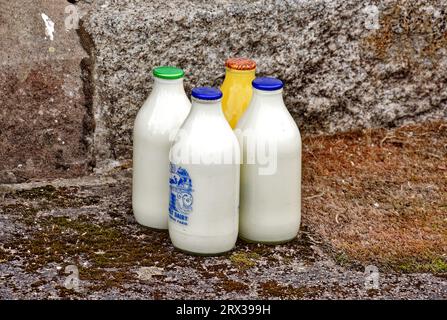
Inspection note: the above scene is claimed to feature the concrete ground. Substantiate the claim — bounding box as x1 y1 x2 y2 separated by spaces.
0 122 446 299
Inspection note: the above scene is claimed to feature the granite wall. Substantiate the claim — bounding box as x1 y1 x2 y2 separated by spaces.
80 0 447 166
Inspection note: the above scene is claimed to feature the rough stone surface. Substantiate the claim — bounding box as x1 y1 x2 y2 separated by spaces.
79 0 447 164
0 123 445 299
0 171 445 299
0 0 94 183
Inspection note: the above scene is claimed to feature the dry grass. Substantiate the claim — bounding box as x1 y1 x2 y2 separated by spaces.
302 121 447 272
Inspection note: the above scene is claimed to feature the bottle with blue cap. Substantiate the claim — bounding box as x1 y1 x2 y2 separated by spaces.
168 87 240 255
236 77 302 244
133 66 191 229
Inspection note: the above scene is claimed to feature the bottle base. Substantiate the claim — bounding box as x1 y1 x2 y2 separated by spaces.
134 221 168 231
169 228 237 256
172 245 234 257
133 213 168 230
238 235 297 245
138 223 168 232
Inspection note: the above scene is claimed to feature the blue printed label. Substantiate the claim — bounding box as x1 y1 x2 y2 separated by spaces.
169 163 193 226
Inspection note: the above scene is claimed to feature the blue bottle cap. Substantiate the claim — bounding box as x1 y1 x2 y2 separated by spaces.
252 77 284 91
191 87 223 100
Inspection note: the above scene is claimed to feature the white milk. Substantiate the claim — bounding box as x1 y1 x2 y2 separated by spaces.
168 87 240 255
236 77 301 243
132 67 191 229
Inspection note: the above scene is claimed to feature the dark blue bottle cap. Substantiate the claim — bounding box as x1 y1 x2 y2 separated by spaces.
191 87 223 100
252 77 284 91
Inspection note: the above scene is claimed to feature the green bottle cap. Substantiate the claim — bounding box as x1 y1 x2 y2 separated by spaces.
153 66 185 80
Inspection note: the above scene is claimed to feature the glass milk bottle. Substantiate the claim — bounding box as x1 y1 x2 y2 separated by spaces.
132 66 191 229
236 77 301 244
168 87 240 255
220 58 256 128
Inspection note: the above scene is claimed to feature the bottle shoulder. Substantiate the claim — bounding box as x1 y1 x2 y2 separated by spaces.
221 80 253 90
137 90 191 114
133 98 191 141
134 93 191 135
238 105 299 132
236 105 301 153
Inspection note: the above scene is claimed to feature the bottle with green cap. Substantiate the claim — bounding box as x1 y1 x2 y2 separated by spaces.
133 66 191 229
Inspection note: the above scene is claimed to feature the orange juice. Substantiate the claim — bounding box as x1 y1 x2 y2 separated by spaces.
220 58 256 128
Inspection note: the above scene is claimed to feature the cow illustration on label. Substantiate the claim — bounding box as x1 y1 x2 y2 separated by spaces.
169 163 193 226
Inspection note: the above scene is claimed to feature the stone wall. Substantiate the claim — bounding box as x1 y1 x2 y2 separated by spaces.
1 0 446 182
80 0 447 166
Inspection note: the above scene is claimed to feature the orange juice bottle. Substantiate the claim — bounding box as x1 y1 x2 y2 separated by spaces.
220 58 256 128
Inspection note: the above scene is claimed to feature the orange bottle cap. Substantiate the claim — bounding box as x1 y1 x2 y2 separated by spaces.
225 57 256 70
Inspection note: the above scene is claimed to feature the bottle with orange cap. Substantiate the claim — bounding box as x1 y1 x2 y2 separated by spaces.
220 58 256 128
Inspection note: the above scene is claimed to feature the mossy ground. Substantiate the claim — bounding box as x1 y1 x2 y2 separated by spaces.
0 180 318 298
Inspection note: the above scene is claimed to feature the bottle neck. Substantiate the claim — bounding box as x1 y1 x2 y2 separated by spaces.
250 88 285 108
190 98 224 117
152 77 186 94
224 67 256 82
